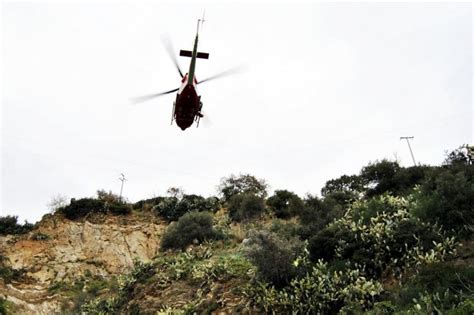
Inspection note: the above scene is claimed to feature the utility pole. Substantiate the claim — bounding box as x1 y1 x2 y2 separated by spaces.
400 136 417 166
119 173 126 202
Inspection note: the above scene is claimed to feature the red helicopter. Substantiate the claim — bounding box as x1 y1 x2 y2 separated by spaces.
132 18 240 131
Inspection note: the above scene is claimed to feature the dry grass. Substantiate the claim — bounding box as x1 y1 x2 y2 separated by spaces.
230 223 246 243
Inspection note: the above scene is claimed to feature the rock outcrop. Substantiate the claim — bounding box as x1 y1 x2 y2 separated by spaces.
0 212 165 314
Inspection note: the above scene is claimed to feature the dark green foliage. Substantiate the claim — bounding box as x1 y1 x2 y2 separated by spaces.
308 215 444 278
321 174 364 197
270 219 300 240
107 202 132 215
444 146 471 166
218 174 268 201
297 194 346 239
60 198 106 220
155 194 220 222
227 193 265 222
160 211 221 250
0 215 34 235
413 167 474 237
96 189 122 203
60 196 133 219
133 196 165 211
308 225 352 262
267 190 304 218
361 160 430 198
244 230 304 288
392 262 474 311
361 159 401 197
0 298 8 315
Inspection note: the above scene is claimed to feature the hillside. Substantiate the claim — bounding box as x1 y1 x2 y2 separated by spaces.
0 212 165 314
1 148 473 314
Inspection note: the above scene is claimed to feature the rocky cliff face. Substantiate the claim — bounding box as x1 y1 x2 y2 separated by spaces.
0 212 165 314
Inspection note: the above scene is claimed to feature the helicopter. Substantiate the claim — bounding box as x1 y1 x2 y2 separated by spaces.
132 18 240 131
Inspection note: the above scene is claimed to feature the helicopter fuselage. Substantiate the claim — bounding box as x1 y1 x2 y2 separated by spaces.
173 74 202 130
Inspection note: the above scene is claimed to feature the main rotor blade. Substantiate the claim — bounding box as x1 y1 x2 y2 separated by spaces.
162 35 184 78
130 88 179 104
197 66 247 84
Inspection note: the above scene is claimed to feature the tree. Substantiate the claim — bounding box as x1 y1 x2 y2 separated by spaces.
244 229 304 288
47 194 69 213
321 175 364 197
443 146 470 166
227 193 265 222
360 160 401 197
160 211 220 250
218 174 268 202
154 194 220 221
267 190 304 218
166 187 185 199
0 215 34 235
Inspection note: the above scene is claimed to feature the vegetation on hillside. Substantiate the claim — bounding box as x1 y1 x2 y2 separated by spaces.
1 145 472 314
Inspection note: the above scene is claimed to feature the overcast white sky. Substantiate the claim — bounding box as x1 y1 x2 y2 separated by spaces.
1 2 472 223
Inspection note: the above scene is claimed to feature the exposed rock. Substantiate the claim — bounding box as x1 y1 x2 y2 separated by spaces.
0 212 165 314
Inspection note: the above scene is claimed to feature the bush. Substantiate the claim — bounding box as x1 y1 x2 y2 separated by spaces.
133 197 165 211
395 262 474 308
0 215 34 235
160 212 221 250
269 219 300 240
297 194 346 239
218 174 268 202
247 260 383 314
244 230 304 288
60 198 106 220
266 190 304 218
308 195 458 278
60 196 133 219
227 193 265 222
107 203 132 216
96 190 122 203
412 168 474 237
155 195 220 222
321 174 364 197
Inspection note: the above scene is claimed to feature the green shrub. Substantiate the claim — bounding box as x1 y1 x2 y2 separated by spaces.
227 193 265 222
155 195 220 222
244 230 304 288
321 174 364 197
60 198 106 220
269 219 300 240
412 168 474 237
160 212 221 250
107 202 132 216
297 194 346 239
0 297 12 315
267 190 304 218
247 260 383 314
96 190 122 203
396 262 474 308
0 215 34 235
218 174 268 202
308 195 458 278
133 196 165 211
